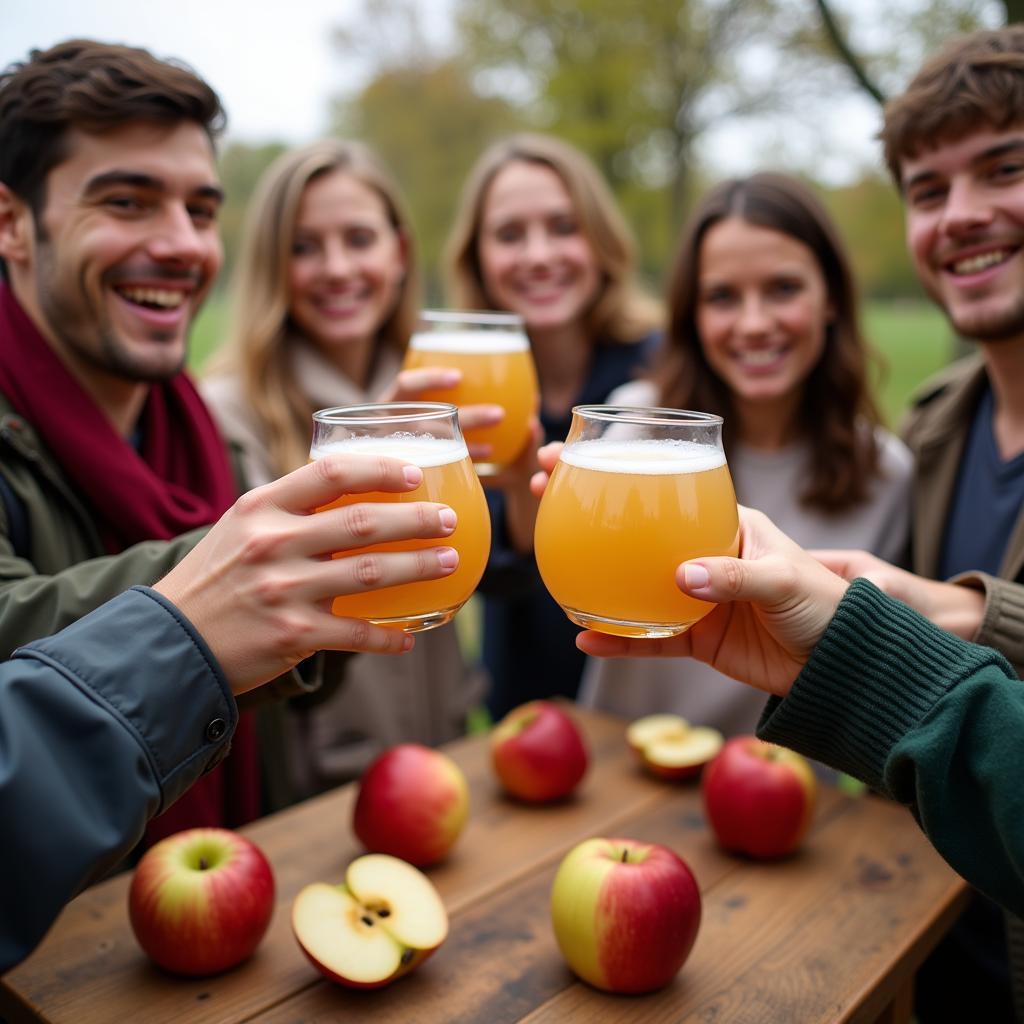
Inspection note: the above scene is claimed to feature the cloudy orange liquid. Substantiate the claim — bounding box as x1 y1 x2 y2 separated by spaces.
403 331 539 473
312 436 491 631
535 439 739 637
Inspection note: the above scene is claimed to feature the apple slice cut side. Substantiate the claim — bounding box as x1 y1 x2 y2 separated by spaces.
643 725 724 779
626 713 690 755
292 855 449 989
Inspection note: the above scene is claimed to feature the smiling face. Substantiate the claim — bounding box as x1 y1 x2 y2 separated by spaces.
5 121 222 385
695 217 830 418
902 127 1024 343
476 160 601 335
287 170 407 360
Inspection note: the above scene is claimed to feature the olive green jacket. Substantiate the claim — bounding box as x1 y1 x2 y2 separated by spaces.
901 355 1024 678
0 395 208 657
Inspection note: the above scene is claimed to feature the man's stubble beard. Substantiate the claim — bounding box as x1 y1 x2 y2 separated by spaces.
34 244 189 385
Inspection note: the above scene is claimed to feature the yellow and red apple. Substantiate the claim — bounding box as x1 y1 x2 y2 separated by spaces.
127 827 275 976
292 853 448 988
702 736 817 859
491 700 588 802
626 713 724 780
550 837 702 994
353 743 469 866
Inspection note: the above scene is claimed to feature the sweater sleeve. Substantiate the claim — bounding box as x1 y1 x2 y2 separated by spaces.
758 578 1024 916
0 586 236 972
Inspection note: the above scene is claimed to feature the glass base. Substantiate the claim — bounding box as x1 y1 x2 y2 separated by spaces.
365 603 463 633
561 606 692 639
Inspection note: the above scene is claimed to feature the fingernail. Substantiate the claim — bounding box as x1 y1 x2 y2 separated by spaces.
441 370 460 385
683 563 710 590
439 507 457 532
402 634 414 652
437 547 459 570
402 465 423 487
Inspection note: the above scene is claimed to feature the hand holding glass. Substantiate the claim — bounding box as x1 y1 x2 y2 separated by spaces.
311 403 491 632
402 310 539 475
534 406 739 638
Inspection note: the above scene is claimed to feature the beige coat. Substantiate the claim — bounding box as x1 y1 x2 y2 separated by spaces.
902 355 1024 677
202 339 483 803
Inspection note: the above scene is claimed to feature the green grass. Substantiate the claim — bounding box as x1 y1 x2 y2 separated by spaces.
188 290 230 371
864 300 955 428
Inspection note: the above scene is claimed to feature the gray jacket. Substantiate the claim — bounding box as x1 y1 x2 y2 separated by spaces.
0 587 236 972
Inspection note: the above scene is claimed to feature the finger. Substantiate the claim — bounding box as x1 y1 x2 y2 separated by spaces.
458 404 505 430
311 501 457 556
576 629 695 658
252 454 426 514
808 548 862 578
466 442 494 461
537 442 562 473
300 612 417 656
309 545 460 600
393 367 462 395
529 469 550 498
676 555 802 607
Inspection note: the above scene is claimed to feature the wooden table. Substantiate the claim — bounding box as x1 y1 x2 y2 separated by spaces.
1 707 969 1024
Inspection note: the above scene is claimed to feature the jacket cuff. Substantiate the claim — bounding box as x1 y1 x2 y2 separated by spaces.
757 579 982 793
950 571 1024 678
19 587 237 812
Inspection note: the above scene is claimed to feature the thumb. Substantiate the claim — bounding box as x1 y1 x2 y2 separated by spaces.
677 556 799 608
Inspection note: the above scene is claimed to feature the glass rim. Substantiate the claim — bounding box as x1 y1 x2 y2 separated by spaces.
572 404 724 427
312 401 458 426
419 309 525 328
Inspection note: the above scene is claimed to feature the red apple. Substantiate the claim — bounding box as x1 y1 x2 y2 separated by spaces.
702 736 818 859
626 714 724 780
353 744 469 866
550 837 701 994
491 700 588 802
128 827 275 976
292 853 448 988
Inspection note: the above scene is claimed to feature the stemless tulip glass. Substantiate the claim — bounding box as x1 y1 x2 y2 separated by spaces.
402 310 539 475
311 402 491 632
534 406 739 638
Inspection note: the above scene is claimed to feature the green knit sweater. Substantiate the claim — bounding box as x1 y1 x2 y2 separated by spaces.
759 578 1024 918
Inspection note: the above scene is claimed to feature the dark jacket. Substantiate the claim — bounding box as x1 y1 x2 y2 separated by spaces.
901 356 1024 676
0 587 236 972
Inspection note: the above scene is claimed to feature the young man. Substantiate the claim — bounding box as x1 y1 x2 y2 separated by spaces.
0 39 269 843
798 27 1024 1022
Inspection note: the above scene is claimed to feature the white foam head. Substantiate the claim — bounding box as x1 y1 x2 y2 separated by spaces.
312 434 468 468
409 330 529 354
560 438 726 475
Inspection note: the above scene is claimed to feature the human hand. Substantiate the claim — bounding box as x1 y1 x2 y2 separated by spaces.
528 441 563 498
577 507 850 697
380 367 504 461
813 549 984 640
154 455 460 696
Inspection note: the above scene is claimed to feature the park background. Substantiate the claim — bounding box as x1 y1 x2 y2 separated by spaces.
7 0 1022 423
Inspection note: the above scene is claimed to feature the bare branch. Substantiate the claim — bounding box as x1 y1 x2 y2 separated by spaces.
812 0 886 105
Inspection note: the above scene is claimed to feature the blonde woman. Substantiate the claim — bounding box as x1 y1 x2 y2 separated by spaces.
203 140 491 805
445 133 663 717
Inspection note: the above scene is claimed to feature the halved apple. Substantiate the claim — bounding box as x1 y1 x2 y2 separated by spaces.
626 714 724 780
292 854 448 988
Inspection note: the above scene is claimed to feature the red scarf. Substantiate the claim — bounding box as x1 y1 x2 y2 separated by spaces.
0 284 261 841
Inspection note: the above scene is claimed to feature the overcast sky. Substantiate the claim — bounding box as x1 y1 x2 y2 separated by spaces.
4 0 885 183
2 0 391 144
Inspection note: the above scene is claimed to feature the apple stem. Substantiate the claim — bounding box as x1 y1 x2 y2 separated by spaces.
621 849 629 863
198 857 208 871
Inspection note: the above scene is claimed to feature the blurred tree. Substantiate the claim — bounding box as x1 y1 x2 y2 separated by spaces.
810 0 1009 105
331 0 524 300
454 0 801 273
820 173 923 299
216 141 287 283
